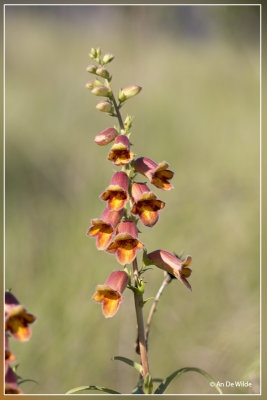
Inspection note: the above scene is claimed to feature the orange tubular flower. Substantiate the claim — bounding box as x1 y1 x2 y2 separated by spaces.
100 171 129 211
107 221 144 265
134 157 174 191
146 250 192 290
5 367 23 394
5 292 37 342
87 208 124 250
94 127 117 146
93 270 129 318
131 183 165 227
107 135 134 166
5 335 16 374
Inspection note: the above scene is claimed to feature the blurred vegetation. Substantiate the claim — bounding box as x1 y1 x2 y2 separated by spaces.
5 5 260 395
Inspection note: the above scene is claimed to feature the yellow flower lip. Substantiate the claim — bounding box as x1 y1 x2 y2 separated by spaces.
87 208 124 250
106 221 144 265
108 135 134 166
100 172 129 211
93 271 129 318
5 292 37 342
134 157 174 191
131 183 165 227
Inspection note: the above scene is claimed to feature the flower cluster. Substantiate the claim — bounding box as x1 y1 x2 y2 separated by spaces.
86 48 193 321
5 291 36 394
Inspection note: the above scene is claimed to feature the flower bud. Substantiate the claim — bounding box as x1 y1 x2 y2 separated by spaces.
96 66 110 79
91 85 110 97
119 85 142 102
96 101 113 113
124 115 133 131
86 64 97 73
96 47 101 57
103 53 115 64
85 79 103 89
94 127 117 146
90 48 97 58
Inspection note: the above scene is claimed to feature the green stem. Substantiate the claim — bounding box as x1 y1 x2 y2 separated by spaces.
132 258 150 377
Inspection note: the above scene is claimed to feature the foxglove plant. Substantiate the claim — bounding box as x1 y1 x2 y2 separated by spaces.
68 47 222 395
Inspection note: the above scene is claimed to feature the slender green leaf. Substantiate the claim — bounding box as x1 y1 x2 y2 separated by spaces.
132 380 144 394
113 356 143 375
18 379 38 386
66 385 120 395
154 367 223 394
144 373 153 394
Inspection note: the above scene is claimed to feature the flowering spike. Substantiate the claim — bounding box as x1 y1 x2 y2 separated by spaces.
106 221 144 265
108 135 135 166
87 208 124 250
93 270 129 318
134 157 174 191
94 127 118 146
146 250 192 290
100 171 129 211
131 183 165 227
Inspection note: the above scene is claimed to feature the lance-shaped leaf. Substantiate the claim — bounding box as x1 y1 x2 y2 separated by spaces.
66 385 120 395
112 356 143 375
154 367 223 394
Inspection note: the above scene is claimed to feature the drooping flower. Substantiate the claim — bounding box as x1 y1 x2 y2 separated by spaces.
131 183 165 227
100 171 129 211
5 334 16 374
107 221 144 265
94 127 117 146
87 208 124 250
146 250 192 290
5 367 23 394
5 292 37 342
93 270 129 318
107 135 134 166
134 157 174 191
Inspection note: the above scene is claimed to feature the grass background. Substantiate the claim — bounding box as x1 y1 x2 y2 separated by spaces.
5 5 260 395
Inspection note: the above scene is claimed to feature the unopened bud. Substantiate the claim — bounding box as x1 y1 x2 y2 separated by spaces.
85 80 97 90
94 127 118 146
96 101 113 113
96 48 101 57
103 53 115 64
96 67 110 80
124 115 133 131
119 85 142 102
86 65 97 74
91 85 110 97
90 48 97 59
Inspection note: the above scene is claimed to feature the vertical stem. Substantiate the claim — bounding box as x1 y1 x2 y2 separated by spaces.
111 93 124 130
132 258 150 377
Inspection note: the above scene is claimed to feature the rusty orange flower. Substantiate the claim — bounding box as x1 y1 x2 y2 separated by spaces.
146 250 192 290
93 270 129 318
87 208 124 250
107 221 144 265
100 171 129 211
5 292 36 342
5 334 16 375
131 183 165 227
107 135 134 166
134 157 174 191
5 367 23 394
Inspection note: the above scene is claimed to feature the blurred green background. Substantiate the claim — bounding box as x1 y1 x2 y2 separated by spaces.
5 5 260 395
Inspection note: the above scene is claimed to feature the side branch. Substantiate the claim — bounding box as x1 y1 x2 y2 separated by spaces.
145 272 172 347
